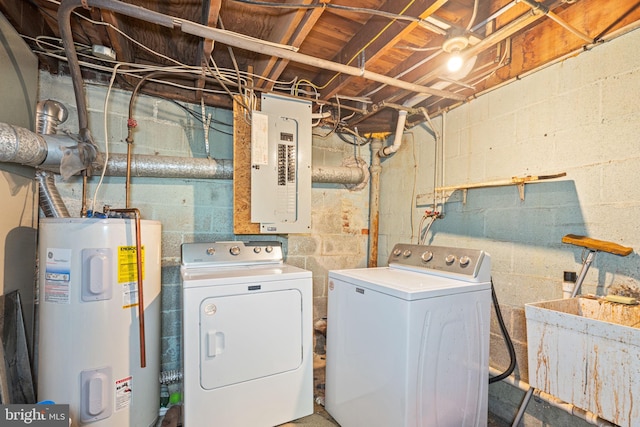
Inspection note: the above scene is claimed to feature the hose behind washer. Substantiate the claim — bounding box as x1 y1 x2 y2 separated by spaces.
489 279 516 383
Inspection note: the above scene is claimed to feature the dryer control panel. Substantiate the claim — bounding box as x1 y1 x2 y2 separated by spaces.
181 241 283 268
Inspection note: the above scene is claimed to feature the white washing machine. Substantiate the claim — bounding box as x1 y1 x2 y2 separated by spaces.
181 241 313 427
325 243 492 427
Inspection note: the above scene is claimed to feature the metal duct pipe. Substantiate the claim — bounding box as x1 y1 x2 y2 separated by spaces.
0 123 89 176
104 153 365 185
35 170 70 218
311 165 366 185
2 123 367 185
35 100 71 218
104 153 233 180
0 123 48 166
36 100 68 135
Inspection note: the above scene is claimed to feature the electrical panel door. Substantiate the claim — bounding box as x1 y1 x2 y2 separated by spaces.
251 94 312 234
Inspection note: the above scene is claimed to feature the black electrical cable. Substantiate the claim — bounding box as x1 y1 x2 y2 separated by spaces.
489 279 517 384
336 129 371 146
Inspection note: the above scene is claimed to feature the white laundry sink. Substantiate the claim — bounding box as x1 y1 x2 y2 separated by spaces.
525 297 640 427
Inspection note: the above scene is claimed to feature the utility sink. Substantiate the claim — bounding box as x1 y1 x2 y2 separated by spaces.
525 297 640 427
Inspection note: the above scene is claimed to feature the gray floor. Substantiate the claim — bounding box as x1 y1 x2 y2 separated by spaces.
282 404 511 427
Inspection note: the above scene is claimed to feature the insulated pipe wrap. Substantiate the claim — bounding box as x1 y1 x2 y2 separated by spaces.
104 154 233 179
0 123 48 166
103 154 365 185
311 166 365 185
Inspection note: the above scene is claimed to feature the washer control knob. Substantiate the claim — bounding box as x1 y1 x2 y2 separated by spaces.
229 245 241 256
253 246 262 254
445 254 456 265
265 246 273 253
402 249 412 258
206 248 215 256
459 256 471 267
392 248 402 257
421 251 433 263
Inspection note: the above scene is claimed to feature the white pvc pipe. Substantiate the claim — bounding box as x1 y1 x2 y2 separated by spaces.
379 110 407 157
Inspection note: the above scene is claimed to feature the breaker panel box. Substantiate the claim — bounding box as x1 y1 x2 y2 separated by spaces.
251 93 312 234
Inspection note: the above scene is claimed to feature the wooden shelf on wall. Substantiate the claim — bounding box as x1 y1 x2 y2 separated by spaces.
416 172 567 206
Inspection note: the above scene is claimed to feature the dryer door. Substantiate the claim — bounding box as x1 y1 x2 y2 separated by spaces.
199 288 303 389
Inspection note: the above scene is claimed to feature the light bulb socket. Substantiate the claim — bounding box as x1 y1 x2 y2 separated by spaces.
442 36 469 54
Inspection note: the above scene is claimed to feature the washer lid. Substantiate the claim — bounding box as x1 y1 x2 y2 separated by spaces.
329 267 490 300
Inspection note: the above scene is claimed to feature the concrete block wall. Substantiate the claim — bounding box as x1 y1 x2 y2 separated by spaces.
379 27 640 426
37 72 370 374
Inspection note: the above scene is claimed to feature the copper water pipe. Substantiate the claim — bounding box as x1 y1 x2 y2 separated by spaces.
105 207 146 368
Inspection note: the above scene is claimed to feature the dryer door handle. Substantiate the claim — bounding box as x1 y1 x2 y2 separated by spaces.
206 331 225 357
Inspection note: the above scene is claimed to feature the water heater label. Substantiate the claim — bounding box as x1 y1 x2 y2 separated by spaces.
115 375 133 411
44 248 72 304
117 246 145 283
118 246 145 309
121 282 138 309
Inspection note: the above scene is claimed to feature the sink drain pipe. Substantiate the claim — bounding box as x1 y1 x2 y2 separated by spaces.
492 368 617 427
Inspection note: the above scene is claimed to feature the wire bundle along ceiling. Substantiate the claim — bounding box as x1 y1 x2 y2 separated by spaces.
2 0 639 133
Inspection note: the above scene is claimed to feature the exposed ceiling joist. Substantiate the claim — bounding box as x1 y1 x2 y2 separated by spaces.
1 0 639 133
317 0 451 101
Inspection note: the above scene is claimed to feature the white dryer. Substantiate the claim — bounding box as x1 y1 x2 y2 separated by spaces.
325 243 492 427
181 241 313 427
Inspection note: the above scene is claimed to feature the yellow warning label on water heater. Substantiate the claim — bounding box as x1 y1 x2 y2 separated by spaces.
117 245 145 284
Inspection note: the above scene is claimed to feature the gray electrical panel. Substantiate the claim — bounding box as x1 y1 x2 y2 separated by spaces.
251 94 312 234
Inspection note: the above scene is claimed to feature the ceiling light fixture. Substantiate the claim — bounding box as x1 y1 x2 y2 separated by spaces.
442 35 469 73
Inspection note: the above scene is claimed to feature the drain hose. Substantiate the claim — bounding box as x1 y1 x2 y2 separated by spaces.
489 279 516 383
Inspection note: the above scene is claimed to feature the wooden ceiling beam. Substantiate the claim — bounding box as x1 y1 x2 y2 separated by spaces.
351 0 640 130
99 9 134 64
253 0 330 90
0 0 59 71
0 0 52 36
200 0 222 64
317 0 450 101
196 0 222 101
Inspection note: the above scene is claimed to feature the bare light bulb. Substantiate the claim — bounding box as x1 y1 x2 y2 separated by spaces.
447 50 464 73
